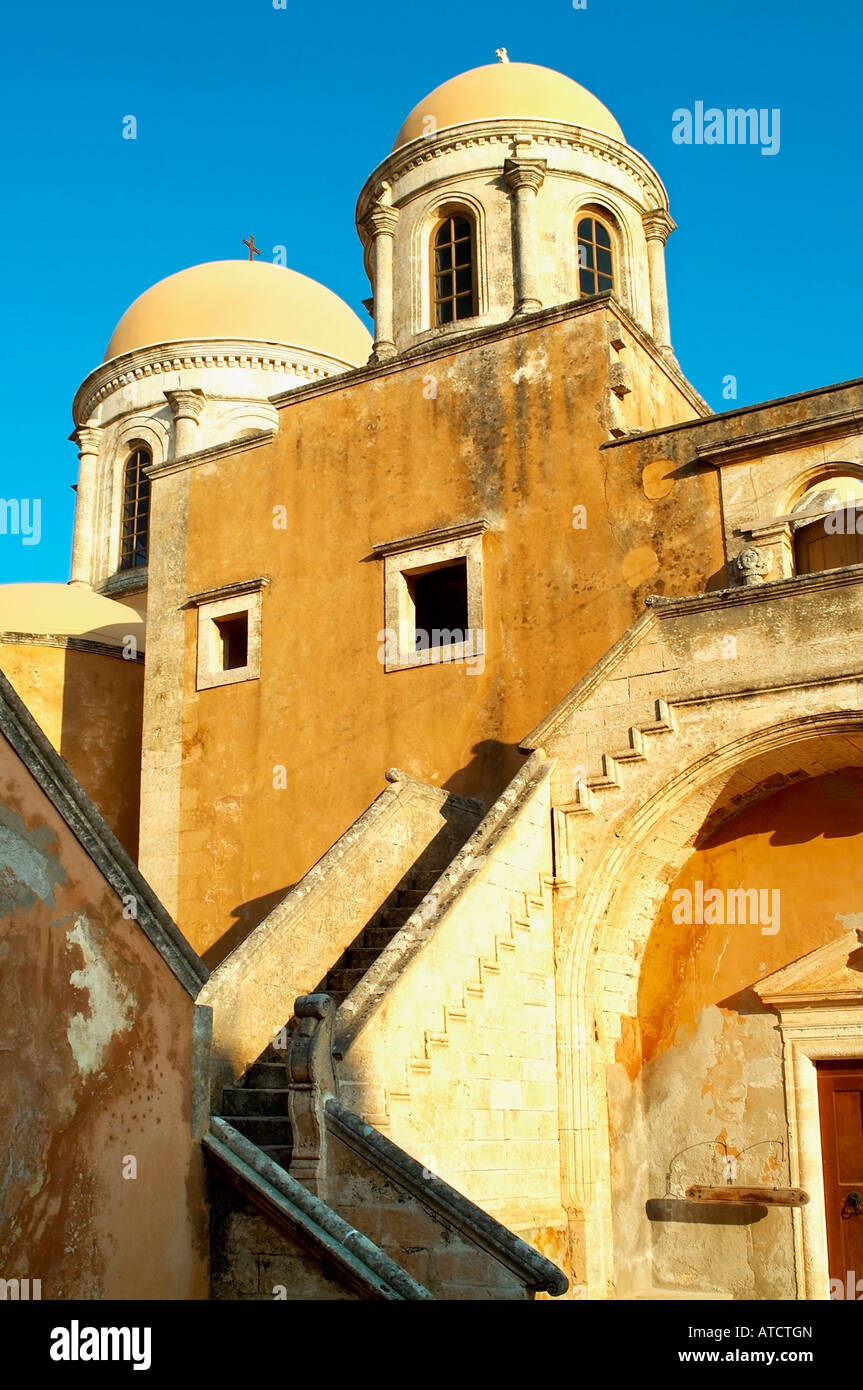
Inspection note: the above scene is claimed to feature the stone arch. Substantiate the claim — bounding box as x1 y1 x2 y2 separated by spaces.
409 188 489 333
216 402 278 442
779 460 863 517
571 192 633 312
555 704 863 1294
97 415 170 580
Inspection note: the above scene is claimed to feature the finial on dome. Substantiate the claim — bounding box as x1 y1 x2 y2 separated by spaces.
495 47 510 63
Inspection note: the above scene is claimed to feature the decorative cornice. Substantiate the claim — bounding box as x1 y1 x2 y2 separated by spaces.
98 566 148 598
357 118 669 227
146 427 275 480
0 632 144 662
182 576 270 610
694 408 863 466
73 339 359 428
371 517 490 558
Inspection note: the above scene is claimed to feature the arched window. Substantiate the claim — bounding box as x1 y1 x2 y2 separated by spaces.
120 446 151 570
432 213 476 325
792 474 863 576
576 210 615 297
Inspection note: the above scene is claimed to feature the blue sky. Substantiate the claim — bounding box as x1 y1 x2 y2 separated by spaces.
1 0 860 582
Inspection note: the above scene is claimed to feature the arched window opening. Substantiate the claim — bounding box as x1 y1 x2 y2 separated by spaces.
120 446 151 570
432 214 476 325
792 474 863 576
576 210 615 297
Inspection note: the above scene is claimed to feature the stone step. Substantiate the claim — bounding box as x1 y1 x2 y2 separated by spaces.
407 869 443 890
344 945 383 970
223 1115 293 1146
221 1086 290 1117
326 967 366 995
395 887 426 910
363 925 399 949
242 1061 289 1089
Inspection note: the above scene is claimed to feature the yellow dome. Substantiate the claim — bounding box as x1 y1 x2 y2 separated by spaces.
0 584 146 651
104 261 373 365
393 62 625 150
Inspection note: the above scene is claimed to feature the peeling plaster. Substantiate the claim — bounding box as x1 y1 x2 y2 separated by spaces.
0 806 65 915
65 917 135 1077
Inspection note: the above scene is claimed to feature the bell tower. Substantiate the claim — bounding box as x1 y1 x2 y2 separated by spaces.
356 58 676 362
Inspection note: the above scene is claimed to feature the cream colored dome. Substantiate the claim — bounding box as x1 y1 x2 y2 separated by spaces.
104 261 373 365
0 584 146 650
393 62 625 150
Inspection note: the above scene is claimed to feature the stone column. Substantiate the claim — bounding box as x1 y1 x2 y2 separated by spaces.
69 424 102 587
642 210 675 355
504 157 547 315
362 202 400 362
165 389 206 458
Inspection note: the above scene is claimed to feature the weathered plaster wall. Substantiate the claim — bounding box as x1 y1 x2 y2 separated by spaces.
608 769 863 1298
0 643 143 858
0 736 207 1299
141 301 717 957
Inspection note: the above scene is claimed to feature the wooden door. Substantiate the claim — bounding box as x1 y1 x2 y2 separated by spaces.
795 517 863 574
817 1061 863 1297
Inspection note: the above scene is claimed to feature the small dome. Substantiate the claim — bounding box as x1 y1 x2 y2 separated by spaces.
0 585 146 650
104 261 373 366
393 61 625 150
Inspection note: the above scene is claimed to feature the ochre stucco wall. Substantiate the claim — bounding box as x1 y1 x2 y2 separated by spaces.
0 643 143 859
146 305 721 958
0 735 207 1299
607 768 863 1298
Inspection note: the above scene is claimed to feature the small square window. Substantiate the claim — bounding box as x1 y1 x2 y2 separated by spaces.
195 590 262 690
214 613 249 670
380 526 486 673
405 560 469 648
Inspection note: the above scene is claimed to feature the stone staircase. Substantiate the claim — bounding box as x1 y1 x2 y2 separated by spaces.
378 876 550 1120
216 798 483 1170
219 1044 294 1170
562 697 677 815
316 868 442 1006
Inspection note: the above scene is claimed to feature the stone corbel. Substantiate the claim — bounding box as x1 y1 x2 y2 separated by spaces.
286 994 339 1197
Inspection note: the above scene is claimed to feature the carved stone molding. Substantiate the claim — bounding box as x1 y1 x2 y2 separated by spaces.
362 203 400 238
73 340 352 427
642 208 676 243
72 424 102 458
164 388 206 422
356 118 665 228
503 157 547 194
286 994 339 1197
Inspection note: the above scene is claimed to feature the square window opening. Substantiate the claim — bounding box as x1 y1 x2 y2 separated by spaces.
214 612 249 671
405 559 469 649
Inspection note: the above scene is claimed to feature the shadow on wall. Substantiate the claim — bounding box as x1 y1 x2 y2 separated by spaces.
646 1198 769 1226
59 649 144 861
444 738 526 806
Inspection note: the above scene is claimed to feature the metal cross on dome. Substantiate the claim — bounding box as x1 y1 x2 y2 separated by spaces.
243 235 261 261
